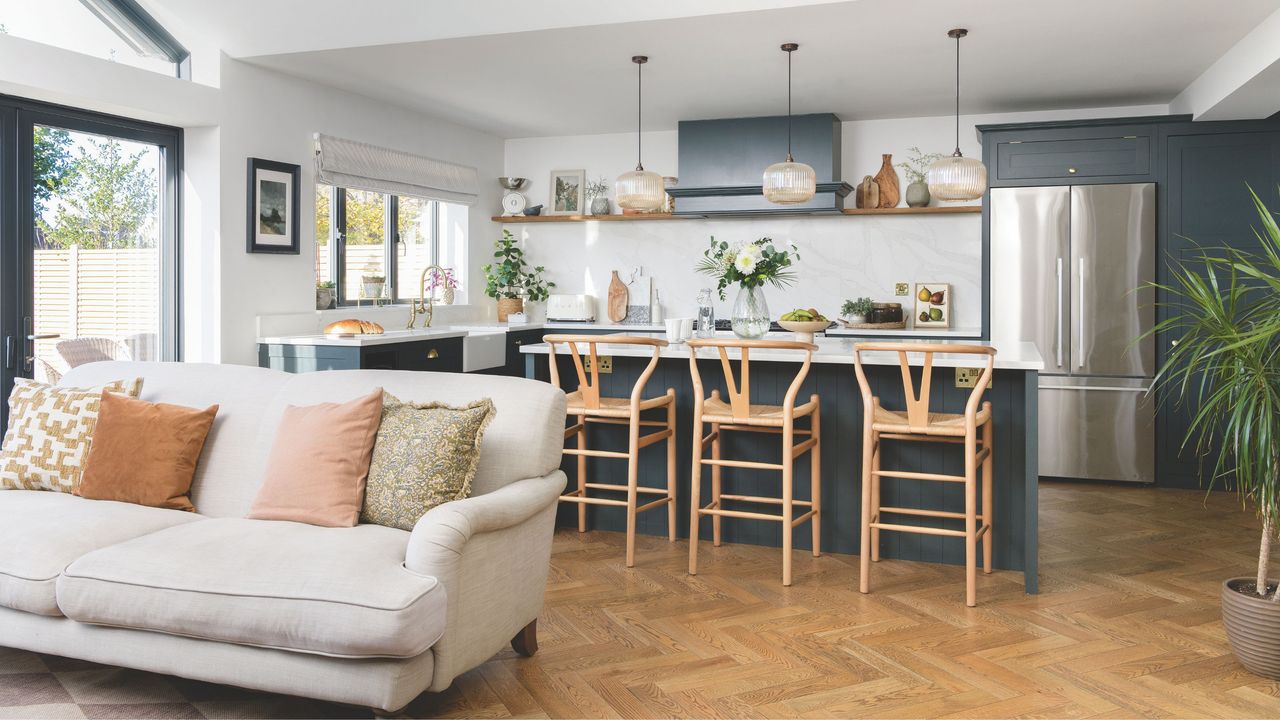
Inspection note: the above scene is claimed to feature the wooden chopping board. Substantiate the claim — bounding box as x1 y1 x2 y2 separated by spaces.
607 271 628 322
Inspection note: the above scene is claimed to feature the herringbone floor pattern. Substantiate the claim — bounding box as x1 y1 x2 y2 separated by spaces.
3 481 1279 718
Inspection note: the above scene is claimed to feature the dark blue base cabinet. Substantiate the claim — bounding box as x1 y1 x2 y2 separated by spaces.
527 353 1039 593
258 337 464 373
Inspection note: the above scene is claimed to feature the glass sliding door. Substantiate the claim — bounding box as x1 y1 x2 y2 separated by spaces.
0 97 180 427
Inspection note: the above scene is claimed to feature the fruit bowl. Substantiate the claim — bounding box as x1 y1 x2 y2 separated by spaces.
777 319 830 343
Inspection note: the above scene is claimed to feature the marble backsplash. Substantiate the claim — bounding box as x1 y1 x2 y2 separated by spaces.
510 213 982 328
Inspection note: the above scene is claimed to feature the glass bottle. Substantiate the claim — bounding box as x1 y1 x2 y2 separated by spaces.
696 288 716 338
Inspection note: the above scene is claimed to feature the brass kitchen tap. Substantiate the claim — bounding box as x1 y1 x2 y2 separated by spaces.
406 264 445 329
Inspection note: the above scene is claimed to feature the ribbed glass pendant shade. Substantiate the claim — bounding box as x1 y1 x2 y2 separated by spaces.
763 159 816 204
926 154 987 201
615 168 665 211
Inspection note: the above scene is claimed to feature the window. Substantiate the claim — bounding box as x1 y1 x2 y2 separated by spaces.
0 0 191 78
315 185 467 306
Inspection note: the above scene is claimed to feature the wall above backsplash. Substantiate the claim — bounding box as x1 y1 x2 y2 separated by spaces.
507 213 982 329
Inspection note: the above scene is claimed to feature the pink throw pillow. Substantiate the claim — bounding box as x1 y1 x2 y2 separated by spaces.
247 388 384 527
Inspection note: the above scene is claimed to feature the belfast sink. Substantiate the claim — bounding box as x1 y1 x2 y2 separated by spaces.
462 331 505 372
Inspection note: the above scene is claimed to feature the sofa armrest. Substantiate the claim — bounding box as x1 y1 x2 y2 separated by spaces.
404 470 566 691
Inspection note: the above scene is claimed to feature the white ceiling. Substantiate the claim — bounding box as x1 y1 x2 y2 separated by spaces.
154 0 1280 139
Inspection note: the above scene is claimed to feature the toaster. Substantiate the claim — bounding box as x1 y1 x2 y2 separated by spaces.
546 294 596 321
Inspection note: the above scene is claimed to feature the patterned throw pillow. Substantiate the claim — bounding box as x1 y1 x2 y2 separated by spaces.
361 394 496 531
0 377 144 493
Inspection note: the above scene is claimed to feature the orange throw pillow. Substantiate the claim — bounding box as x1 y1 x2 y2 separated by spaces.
247 388 384 528
77 392 219 512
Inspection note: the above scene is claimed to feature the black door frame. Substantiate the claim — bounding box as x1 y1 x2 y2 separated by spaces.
0 94 182 426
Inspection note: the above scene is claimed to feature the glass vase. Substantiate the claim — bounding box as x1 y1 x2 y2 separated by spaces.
731 285 770 339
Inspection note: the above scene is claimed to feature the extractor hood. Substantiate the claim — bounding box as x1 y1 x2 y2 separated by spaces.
667 113 851 215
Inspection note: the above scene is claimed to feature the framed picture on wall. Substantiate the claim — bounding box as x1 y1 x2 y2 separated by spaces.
246 158 300 254
548 169 585 215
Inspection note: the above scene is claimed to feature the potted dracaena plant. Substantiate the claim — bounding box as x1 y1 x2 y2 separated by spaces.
482 230 554 322
1145 187 1280 679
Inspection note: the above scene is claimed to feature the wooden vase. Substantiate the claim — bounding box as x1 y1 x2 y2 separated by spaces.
497 297 524 322
874 154 900 208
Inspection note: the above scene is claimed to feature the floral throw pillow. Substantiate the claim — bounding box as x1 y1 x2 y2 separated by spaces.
0 377 144 493
360 394 495 531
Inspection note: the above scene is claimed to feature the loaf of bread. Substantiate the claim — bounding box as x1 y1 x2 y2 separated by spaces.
323 319 385 335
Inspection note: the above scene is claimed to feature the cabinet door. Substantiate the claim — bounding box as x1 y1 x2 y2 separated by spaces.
505 329 545 376
1158 131 1280 487
396 337 463 373
996 135 1151 182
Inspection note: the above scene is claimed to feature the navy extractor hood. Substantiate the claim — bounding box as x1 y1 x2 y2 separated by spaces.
666 113 851 215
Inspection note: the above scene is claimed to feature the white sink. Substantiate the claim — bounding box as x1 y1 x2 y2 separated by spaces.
462 331 506 372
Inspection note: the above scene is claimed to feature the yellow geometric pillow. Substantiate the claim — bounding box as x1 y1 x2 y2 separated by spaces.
0 377 144 493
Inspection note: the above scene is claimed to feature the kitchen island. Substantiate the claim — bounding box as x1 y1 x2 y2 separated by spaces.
522 333 1043 592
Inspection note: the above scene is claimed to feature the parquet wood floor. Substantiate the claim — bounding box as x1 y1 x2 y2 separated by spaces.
4 481 1278 718
407 480 1280 719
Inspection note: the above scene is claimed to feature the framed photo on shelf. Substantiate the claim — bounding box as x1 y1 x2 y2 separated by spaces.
246 158 300 254
913 282 951 328
548 169 585 215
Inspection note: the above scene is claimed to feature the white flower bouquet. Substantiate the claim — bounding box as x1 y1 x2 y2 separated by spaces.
695 236 800 300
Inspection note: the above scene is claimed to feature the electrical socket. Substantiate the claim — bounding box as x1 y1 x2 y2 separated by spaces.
583 355 612 374
954 367 989 388
895 282 909 296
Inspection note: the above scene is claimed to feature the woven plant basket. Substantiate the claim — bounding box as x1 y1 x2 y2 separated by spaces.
497 297 524 322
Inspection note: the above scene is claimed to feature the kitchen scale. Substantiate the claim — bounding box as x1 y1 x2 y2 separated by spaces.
499 177 528 215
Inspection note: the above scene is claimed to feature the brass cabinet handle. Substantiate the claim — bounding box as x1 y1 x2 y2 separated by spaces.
1067 167 1078 174
426 348 439 359
513 340 523 345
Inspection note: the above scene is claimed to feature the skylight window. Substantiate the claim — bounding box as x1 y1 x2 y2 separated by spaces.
0 0 190 78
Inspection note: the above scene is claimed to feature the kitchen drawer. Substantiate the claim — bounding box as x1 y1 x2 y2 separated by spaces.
259 343 360 372
377 337 463 372
995 134 1151 181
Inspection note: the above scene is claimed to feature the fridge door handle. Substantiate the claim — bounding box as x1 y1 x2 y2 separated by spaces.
1040 382 1154 395
1055 257 1064 368
1076 257 1086 369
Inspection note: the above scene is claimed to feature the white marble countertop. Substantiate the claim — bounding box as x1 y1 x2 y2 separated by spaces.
257 327 471 347
520 332 1044 370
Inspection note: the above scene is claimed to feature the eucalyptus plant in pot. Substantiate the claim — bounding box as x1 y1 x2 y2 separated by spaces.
1146 188 1280 678
483 229 554 321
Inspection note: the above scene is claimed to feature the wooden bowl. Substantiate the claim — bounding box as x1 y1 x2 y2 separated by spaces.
777 319 830 343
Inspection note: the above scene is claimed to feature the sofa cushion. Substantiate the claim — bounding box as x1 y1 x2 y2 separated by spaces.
56 518 446 659
0 490 203 616
60 362 289 518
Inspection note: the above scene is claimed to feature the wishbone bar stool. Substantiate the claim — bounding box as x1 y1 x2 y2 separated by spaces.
853 342 996 607
687 338 822 586
544 334 677 568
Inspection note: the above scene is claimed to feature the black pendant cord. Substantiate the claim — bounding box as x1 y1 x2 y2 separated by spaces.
787 47 794 162
953 32 961 156
636 59 643 171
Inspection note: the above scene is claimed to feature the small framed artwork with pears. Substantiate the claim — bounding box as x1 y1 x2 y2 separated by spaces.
914 282 951 328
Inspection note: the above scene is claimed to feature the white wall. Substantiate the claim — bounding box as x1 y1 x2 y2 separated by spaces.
215 56 504 365
503 104 1168 327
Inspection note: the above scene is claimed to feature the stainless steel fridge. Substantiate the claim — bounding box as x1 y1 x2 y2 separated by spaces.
990 183 1156 483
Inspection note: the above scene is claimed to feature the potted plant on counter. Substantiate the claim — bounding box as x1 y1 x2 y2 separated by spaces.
842 297 874 325
696 236 798 339
424 267 459 305
483 229 555 322
315 280 335 310
1146 188 1280 678
899 146 944 208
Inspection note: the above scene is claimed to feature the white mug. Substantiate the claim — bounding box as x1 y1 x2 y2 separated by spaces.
665 318 686 344
679 317 694 341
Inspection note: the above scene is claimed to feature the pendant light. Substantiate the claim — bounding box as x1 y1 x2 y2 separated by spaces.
763 42 816 204
615 55 665 212
927 28 988 202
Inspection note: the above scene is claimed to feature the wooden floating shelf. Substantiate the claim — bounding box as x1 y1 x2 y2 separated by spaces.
841 206 982 216
491 206 981 223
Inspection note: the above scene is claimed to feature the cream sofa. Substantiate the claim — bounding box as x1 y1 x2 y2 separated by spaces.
0 361 567 713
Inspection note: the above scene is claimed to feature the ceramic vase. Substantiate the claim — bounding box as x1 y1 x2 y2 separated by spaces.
1222 577 1280 679
590 197 611 215
906 181 931 208
442 287 455 305
731 285 770 339
315 288 334 310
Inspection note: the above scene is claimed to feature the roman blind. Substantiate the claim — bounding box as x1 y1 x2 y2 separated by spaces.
314 133 479 206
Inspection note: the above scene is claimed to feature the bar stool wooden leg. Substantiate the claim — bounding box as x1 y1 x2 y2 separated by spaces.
666 392 678 542
870 429 881 563
711 423 722 547
982 405 994 574
576 414 587 533
859 411 874 594
964 431 978 607
689 414 704 576
781 421 795 587
625 419 640 568
810 398 822 558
